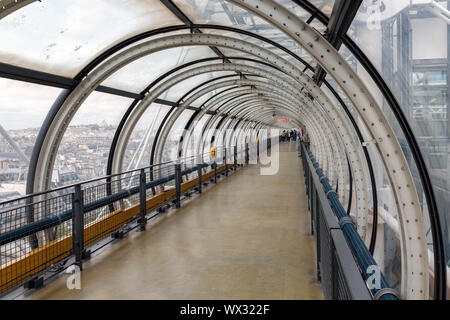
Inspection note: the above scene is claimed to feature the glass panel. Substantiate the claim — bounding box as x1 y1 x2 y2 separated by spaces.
190 90 215 108
176 0 317 68
185 114 212 157
177 0 311 23
54 92 133 186
190 87 238 107
0 0 180 77
227 56 306 93
207 29 315 67
228 57 269 70
217 118 234 148
348 1 450 271
123 104 171 171
0 79 61 199
323 74 403 290
322 78 359 144
0 79 61 130
162 109 195 162
211 87 256 112
365 139 402 290
101 46 217 93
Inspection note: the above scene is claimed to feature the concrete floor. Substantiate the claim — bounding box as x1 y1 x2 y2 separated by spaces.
29 142 323 300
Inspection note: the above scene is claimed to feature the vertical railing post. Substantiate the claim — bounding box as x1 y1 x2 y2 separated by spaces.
197 163 202 194
224 148 228 176
72 184 84 269
257 140 260 159
214 161 217 184
175 162 181 208
245 143 249 165
138 168 147 231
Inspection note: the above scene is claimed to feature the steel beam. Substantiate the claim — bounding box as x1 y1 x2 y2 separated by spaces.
312 0 362 85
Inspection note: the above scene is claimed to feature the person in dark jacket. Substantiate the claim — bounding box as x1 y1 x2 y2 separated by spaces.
292 130 297 141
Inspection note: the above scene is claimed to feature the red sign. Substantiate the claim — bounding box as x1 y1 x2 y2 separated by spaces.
276 118 291 122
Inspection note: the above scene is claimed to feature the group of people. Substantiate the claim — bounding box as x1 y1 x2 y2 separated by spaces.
280 129 298 142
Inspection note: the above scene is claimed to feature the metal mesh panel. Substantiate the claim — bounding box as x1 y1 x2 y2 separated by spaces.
318 205 333 300
0 192 74 293
333 253 352 300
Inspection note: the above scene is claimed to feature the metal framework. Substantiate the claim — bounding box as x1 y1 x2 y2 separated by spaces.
27 28 427 294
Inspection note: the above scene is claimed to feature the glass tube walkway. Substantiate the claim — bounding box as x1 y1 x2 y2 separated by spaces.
27 142 322 300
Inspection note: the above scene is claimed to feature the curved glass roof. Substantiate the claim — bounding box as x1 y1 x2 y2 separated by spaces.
102 46 217 93
0 0 180 77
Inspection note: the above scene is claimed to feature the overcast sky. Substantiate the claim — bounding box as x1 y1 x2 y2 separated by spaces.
0 78 136 130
